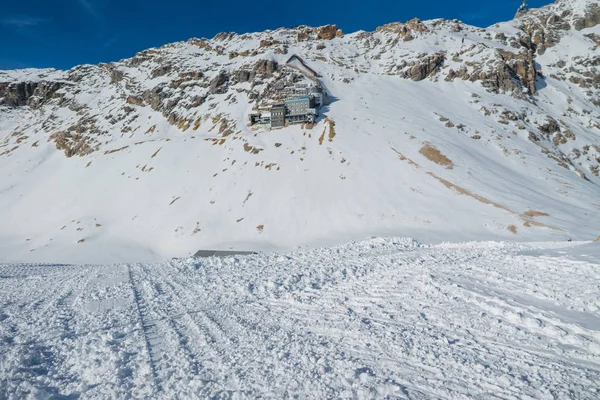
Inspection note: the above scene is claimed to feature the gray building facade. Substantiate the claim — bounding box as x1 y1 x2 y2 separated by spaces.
285 96 317 124
270 105 286 128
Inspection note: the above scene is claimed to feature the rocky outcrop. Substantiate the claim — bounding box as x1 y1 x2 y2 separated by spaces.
406 18 429 33
110 69 124 84
316 25 343 40
151 63 173 78
259 38 282 48
232 69 255 84
499 49 537 94
0 81 64 108
213 32 236 41
572 3 600 30
188 38 213 51
126 95 144 106
142 84 171 112
253 59 278 75
48 131 96 157
537 117 561 135
445 49 538 98
585 33 600 45
375 18 429 41
230 59 276 84
170 71 205 89
399 53 445 81
209 71 229 94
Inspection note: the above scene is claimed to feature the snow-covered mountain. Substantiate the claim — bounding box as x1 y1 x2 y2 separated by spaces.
1 0 599 263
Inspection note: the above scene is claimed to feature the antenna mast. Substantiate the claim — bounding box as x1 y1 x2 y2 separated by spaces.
517 0 528 14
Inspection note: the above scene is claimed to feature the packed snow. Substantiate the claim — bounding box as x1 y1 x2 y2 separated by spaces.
1 1 600 263
1 238 599 398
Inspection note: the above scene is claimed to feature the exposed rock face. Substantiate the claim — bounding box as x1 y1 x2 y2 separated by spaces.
252 60 278 75
499 49 538 94
151 63 173 78
572 3 600 30
170 71 205 89
142 85 169 111
513 0 600 59
375 18 429 41
0 81 63 108
126 95 144 106
213 32 236 41
585 33 600 45
48 131 96 157
400 53 445 81
406 18 429 33
317 25 343 40
229 59 277 84
445 48 538 98
259 39 281 48
110 69 124 84
538 117 561 135
209 71 229 94
232 69 255 83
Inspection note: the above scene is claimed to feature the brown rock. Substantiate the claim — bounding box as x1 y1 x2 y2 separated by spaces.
317 25 342 40
538 117 560 135
573 3 600 30
402 53 445 81
151 63 172 78
406 18 429 32
0 81 63 108
126 96 144 106
49 131 95 157
253 59 278 74
209 71 229 94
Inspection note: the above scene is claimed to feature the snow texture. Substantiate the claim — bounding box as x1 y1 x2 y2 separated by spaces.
1 1 600 263
1 238 599 398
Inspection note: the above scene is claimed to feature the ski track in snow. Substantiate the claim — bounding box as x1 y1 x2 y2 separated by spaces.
0 238 599 399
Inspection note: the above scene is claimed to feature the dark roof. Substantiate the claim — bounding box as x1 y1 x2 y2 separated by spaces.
194 250 257 258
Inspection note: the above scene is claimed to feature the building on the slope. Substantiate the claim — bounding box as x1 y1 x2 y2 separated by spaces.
293 83 324 107
248 54 328 129
285 96 317 124
248 112 261 124
249 96 319 128
270 104 286 128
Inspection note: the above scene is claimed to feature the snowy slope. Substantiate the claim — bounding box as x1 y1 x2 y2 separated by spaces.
1 0 600 263
0 238 599 398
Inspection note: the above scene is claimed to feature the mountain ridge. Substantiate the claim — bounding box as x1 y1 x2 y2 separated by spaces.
1 0 599 263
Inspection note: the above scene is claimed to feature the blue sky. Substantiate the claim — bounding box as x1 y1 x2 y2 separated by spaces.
0 0 553 70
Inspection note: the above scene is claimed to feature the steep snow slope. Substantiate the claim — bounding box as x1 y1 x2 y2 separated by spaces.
0 238 598 398
1 0 599 263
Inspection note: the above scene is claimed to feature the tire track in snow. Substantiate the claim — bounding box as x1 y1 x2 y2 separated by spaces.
150 261 293 397
127 263 161 394
431 252 600 391
128 262 226 395
2 240 598 398
152 262 244 396
260 246 575 398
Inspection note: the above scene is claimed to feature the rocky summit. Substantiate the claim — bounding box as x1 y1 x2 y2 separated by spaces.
1 0 599 263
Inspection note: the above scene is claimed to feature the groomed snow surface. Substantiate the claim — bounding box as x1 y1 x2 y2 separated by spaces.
1 238 599 399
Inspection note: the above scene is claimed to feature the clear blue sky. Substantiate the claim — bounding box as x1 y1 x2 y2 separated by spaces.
0 0 552 70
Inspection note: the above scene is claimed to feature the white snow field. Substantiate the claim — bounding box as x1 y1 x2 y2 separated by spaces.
1 238 599 399
2 0 600 264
